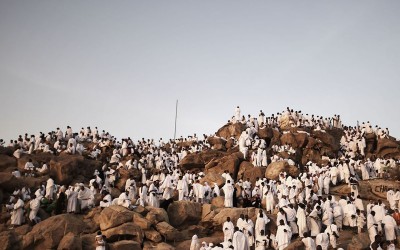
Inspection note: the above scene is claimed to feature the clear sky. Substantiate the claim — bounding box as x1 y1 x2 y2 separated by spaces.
1 1 399 142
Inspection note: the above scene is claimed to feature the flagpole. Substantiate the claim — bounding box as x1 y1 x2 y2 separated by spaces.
174 100 178 140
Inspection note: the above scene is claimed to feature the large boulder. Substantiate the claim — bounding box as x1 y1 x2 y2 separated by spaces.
347 232 370 250
0 173 47 192
108 240 141 250
102 222 144 244
17 153 55 172
212 207 257 228
257 127 275 141
0 146 14 156
145 207 169 224
331 180 400 200
115 168 142 190
144 229 162 243
365 133 377 154
179 150 227 171
155 222 180 241
280 133 299 148
22 214 87 249
301 148 322 166
0 231 20 250
216 123 246 140
57 232 82 250
0 173 20 192
242 165 266 185
210 196 225 208
98 206 134 231
265 161 299 180
49 154 102 185
200 172 225 187
311 130 341 154
236 161 254 181
80 233 96 250
207 136 227 151
143 242 176 250
284 239 305 250
0 154 17 172
204 152 243 182
133 213 152 230
167 201 202 228
376 138 400 158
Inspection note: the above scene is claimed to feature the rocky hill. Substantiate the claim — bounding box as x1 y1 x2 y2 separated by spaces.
0 119 399 250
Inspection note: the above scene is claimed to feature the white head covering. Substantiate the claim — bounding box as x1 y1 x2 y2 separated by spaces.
35 189 42 197
190 234 199 249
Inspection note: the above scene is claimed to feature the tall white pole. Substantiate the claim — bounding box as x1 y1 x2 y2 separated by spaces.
174 100 178 140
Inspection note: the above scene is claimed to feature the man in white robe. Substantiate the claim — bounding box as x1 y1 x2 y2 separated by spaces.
387 189 396 209
177 176 189 201
324 223 339 249
29 190 42 224
222 180 234 208
10 196 24 228
283 204 298 235
255 213 266 239
382 212 397 241
223 217 235 242
309 206 322 236
372 201 385 233
367 211 378 242
232 227 249 250
100 191 112 208
190 234 200 250
301 233 316 250
45 177 55 201
148 182 160 208
66 186 79 213
275 220 291 250
77 184 94 211
117 191 132 209
297 203 308 237
315 232 329 250
235 106 241 122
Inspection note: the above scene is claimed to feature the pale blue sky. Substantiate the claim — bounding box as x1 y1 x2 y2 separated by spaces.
1 1 399 141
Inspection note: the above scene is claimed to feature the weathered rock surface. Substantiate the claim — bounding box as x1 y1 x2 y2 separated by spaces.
265 161 300 180
102 222 144 244
207 136 227 151
216 123 246 140
145 207 169 225
212 207 257 227
331 179 400 200
0 155 17 172
98 206 135 231
109 240 141 250
167 201 202 228
155 222 179 241
347 232 370 250
179 150 227 171
144 229 162 243
57 232 82 250
49 155 102 185
23 214 86 249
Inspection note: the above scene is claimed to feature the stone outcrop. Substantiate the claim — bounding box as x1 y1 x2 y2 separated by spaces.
98 206 135 231
215 123 246 140
49 154 102 185
265 161 300 180
167 201 202 228
22 214 87 249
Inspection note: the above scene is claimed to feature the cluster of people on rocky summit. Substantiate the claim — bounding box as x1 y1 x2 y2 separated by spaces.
1 106 399 250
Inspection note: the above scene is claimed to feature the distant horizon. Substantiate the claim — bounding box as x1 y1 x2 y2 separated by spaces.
1 105 397 143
